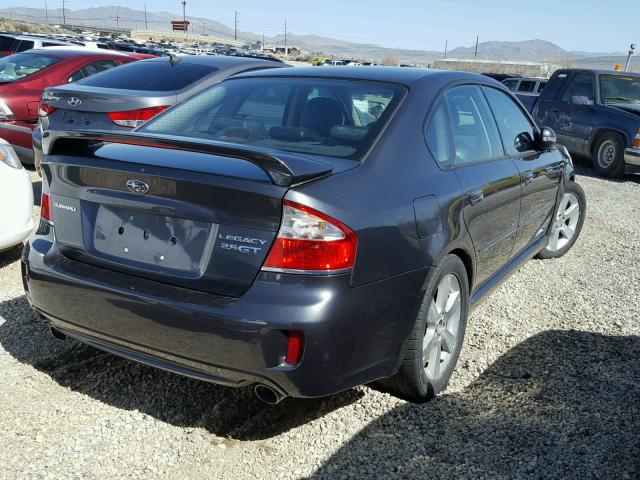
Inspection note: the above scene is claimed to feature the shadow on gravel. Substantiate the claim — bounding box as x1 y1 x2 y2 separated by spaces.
0 244 23 269
311 329 640 479
572 160 640 183
0 295 362 440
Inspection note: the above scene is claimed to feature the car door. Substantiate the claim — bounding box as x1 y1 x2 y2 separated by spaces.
483 86 562 257
446 84 522 286
543 71 597 154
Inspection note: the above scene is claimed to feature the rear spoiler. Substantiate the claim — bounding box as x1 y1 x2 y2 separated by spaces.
42 129 334 187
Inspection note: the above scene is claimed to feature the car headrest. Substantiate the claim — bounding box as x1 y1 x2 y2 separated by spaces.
268 126 320 142
301 97 344 137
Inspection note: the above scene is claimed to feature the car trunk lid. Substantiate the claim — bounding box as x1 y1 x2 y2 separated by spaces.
42 130 349 297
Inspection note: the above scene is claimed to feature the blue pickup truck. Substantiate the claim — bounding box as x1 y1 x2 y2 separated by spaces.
529 69 640 177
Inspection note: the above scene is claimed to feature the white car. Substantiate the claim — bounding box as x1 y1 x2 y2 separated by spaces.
0 139 33 252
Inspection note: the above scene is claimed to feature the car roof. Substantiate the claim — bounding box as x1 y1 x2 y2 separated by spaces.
7 34 69 42
21 48 132 59
139 54 284 68
556 68 640 77
233 66 496 87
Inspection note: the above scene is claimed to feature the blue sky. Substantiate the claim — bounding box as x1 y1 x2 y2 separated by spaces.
5 0 636 52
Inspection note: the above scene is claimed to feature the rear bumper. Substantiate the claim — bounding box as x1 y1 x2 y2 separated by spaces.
22 228 427 398
0 121 35 164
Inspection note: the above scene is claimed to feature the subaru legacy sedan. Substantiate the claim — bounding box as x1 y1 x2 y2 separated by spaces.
23 67 585 403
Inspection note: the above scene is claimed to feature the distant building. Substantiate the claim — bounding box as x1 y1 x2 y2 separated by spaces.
433 58 560 78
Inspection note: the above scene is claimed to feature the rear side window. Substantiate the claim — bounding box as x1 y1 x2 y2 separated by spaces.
446 85 503 165
424 97 452 164
79 61 219 91
142 77 405 160
68 60 119 83
16 40 35 52
483 87 536 155
517 81 536 93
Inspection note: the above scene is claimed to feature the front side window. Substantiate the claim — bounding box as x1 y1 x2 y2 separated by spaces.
483 87 536 155
599 74 640 105
16 40 35 52
141 77 405 160
503 80 518 91
561 72 595 105
445 85 503 165
536 82 546 93
0 53 61 82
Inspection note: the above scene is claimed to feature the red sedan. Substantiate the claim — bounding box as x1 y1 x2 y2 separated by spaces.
0 48 144 164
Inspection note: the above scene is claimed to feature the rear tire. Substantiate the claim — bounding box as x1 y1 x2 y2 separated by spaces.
592 132 625 178
382 255 469 403
537 181 586 259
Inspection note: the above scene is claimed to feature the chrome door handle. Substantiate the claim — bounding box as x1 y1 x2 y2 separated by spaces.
524 171 535 184
468 188 484 204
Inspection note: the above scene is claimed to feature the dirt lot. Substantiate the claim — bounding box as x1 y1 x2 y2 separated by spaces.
1 166 638 479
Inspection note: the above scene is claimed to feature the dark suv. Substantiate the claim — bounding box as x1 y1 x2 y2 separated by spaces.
23 67 586 403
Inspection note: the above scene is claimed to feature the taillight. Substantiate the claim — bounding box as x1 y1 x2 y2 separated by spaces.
41 193 52 223
38 102 56 117
107 105 169 128
285 331 304 365
633 128 640 149
263 201 357 273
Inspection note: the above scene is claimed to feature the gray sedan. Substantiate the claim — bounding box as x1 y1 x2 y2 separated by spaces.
33 54 288 170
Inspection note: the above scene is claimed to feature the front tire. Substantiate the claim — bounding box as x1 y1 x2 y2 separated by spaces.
593 132 625 178
537 181 586 259
382 255 469 403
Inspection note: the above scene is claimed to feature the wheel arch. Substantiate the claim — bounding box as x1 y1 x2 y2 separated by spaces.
446 247 474 292
589 128 628 156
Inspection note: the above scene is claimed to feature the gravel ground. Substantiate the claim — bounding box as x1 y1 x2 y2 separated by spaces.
1 166 638 479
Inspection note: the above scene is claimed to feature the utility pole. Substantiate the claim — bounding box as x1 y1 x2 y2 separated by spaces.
474 36 479 59
144 1 148 29
61 0 67 28
262 32 265 53
444 39 448 58
181 0 187 39
115 6 119 30
284 18 287 55
44 0 49 24
234 11 239 42
625 43 636 72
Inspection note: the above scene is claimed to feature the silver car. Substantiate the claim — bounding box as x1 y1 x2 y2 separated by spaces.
33 55 288 170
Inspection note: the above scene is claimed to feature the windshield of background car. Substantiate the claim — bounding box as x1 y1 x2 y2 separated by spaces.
79 60 219 91
0 53 62 82
600 74 640 104
141 77 405 160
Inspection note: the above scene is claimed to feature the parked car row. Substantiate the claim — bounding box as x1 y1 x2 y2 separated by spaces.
18 63 587 404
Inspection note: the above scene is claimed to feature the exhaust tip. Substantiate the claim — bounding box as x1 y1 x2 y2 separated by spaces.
254 384 285 405
49 326 67 341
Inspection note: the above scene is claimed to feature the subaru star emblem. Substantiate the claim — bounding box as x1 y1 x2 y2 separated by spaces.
67 96 82 107
126 179 150 194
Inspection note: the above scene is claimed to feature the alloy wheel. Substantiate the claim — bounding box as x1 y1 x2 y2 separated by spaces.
547 192 581 252
423 273 462 381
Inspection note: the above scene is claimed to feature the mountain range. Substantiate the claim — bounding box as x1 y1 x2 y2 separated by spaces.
0 6 631 67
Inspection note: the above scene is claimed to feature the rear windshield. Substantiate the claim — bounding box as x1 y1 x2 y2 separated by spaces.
141 77 405 160
79 60 219 91
0 53 62 82
600 74 640 105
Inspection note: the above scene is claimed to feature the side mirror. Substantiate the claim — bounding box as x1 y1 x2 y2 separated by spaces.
539 127 557 149
514 132 535 152
571 95 593 106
